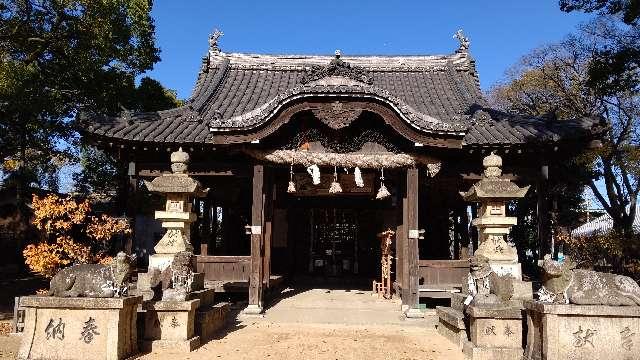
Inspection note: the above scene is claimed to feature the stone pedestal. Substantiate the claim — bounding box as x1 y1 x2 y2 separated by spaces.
18 296 142 360
463 305 524 360
405 307 425 319
524 300 640 360
140 299 200 352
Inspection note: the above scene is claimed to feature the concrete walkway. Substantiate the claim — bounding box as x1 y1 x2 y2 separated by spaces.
253 287 437 327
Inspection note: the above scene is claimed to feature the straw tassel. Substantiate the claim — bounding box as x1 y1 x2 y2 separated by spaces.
287 164 296 193
376 168 390 200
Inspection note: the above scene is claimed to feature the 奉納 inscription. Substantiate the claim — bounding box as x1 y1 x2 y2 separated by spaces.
504 325 514 337
170 316 180 328
44 318 65 340
572 326 596 348
483 325 496 336
621 326 635 351
80 317 100 344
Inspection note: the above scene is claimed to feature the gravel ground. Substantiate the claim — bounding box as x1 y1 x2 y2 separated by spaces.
140 321 463 360
0 329 18 360
0 318 462 360
0 287 464 360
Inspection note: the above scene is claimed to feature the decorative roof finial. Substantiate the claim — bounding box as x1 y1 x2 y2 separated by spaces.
170 147 190 174
482 151 502 178
335 49 342 59
453 29 470 53
208 28 224 55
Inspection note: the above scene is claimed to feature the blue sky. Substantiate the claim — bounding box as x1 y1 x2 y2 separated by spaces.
145 1 592 98
52 1 598 199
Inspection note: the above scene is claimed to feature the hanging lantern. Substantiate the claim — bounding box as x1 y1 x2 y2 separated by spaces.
329 166 343 193
376 168 391 200
287 164 296 193
354 167 364 188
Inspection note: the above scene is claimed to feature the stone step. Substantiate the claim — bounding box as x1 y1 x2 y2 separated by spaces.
196 302 230 342
436 306 466 329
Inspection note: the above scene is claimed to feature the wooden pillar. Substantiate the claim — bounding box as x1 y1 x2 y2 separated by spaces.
200 201 209 255
395 177 405 295
262 177 274 288
247 164 265 313
405 167 420 313
470 204 479 253
459 205 471 260
537 178 550 259
125 161 137 255
210 201 218 253
200 198 211 256
400 179 409 304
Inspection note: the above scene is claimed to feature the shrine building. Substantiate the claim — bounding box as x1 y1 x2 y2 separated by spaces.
80 31 602 313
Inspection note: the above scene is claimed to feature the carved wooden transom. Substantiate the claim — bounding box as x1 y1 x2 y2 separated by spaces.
311 102 363 130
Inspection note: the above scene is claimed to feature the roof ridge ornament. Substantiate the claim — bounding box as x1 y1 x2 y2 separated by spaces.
208 28 224 56
300 50 374 85
453 29 470 53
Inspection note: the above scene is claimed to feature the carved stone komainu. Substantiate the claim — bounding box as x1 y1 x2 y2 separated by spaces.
162 251 196 301
540 254 640 306
49 252 134 298
467 255 501 306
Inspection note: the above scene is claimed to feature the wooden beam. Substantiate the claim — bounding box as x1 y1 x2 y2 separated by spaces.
249 164 264 309
406 167 420 310
138 169 238 177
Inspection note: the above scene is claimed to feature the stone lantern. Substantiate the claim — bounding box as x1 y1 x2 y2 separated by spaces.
144 148 208 272
461 152 529 279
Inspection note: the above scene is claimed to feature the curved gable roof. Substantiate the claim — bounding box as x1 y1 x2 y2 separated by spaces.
194 51 482 134
82 47 602 147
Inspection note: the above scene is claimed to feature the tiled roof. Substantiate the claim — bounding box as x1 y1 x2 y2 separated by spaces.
572 207 640 237
82 50 602 147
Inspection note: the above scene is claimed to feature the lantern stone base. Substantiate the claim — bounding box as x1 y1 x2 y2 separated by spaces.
462 305 524 360
523 300 640 360
147 254 177 274
488 262 522 280
18 295 142 360
140 299 200 352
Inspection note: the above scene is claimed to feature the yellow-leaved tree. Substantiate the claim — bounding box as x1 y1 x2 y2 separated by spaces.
23 194 131 278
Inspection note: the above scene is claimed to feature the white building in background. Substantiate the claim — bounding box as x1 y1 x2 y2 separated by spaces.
571 207 640 237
